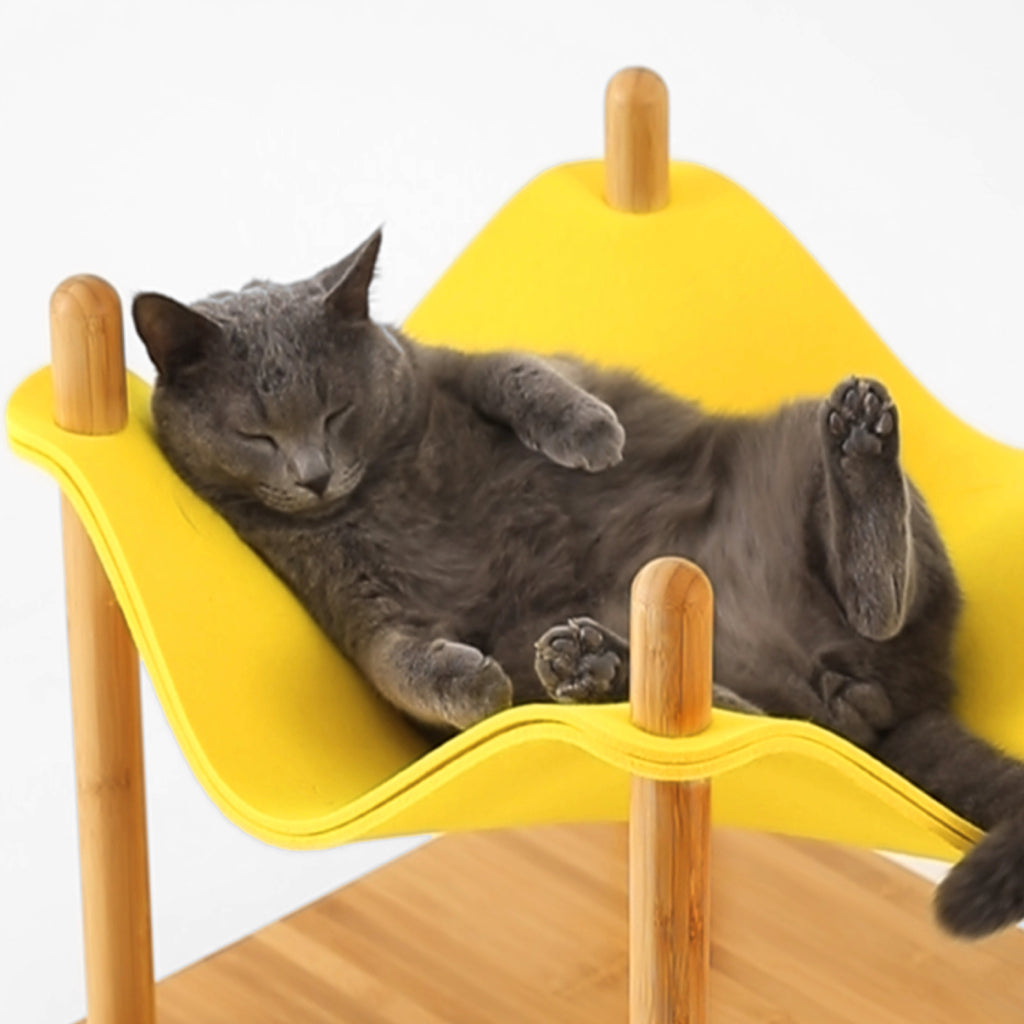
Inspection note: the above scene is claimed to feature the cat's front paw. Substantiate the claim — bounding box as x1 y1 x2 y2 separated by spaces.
535 397 625 473
823 377 898 462
534 617 628 703
429 639 513 730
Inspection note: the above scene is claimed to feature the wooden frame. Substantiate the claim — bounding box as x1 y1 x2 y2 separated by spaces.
52 275 156 1024
50 68 713 1024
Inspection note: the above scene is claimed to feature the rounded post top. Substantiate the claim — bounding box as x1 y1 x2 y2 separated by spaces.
606 67 668 112
50 273 120 321
631 556 711 614
630 557 713 737
50 274 128 436
604 67 670 214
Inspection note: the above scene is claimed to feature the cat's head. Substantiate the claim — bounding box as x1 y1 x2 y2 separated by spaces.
134 229 419 516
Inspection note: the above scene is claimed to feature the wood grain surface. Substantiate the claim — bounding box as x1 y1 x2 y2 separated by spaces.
53 274 155 1024
135 824 1024 1024
630 558 714 1023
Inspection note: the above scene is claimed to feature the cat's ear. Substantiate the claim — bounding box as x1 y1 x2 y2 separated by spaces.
132 293 221 380
322 228 382 322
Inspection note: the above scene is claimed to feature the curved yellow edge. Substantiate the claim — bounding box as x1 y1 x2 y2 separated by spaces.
8 158 1023 860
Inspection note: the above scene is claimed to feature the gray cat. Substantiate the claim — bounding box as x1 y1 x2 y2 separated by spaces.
134 229 1024 940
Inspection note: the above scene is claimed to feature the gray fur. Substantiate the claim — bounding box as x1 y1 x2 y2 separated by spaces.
135 230 1024 939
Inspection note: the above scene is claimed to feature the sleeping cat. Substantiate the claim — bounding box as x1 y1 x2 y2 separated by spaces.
134 229 1024 940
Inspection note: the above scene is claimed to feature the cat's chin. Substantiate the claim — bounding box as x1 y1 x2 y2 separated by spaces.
259 493 348 519
290 494 353 518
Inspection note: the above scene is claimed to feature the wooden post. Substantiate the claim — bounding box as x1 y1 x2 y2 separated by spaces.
605 67 670 213
629 558 713 1024
605 65 710 1024
51 276 156 1024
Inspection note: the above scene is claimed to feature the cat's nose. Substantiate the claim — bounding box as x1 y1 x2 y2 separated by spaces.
299 473 331 498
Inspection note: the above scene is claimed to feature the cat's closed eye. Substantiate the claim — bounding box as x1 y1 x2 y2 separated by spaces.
325 405 354 432
237 430 278 452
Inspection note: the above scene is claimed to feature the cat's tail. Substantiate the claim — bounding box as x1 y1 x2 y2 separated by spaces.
874 709 1024 939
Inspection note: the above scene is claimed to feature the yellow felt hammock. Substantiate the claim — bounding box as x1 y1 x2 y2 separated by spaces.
8 68 1024 1022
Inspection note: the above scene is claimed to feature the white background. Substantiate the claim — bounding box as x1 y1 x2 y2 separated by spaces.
2 2 1023 1021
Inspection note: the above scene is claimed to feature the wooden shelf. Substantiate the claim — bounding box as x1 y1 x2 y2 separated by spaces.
133 825 1024 1023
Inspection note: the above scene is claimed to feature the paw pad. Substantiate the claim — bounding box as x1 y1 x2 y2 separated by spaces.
534 617 625 703
825 377 897 458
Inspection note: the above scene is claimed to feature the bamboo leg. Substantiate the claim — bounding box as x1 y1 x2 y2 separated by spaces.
51 276 156 1024
604 66 710 1024
629 559 713 1024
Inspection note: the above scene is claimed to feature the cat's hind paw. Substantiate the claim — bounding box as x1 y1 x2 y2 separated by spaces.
823 377 898 461
534 617 628 703
813 665 894 747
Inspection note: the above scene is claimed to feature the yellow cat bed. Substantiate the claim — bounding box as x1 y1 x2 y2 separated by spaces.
12 151 1023 856
7 67 1023 1022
